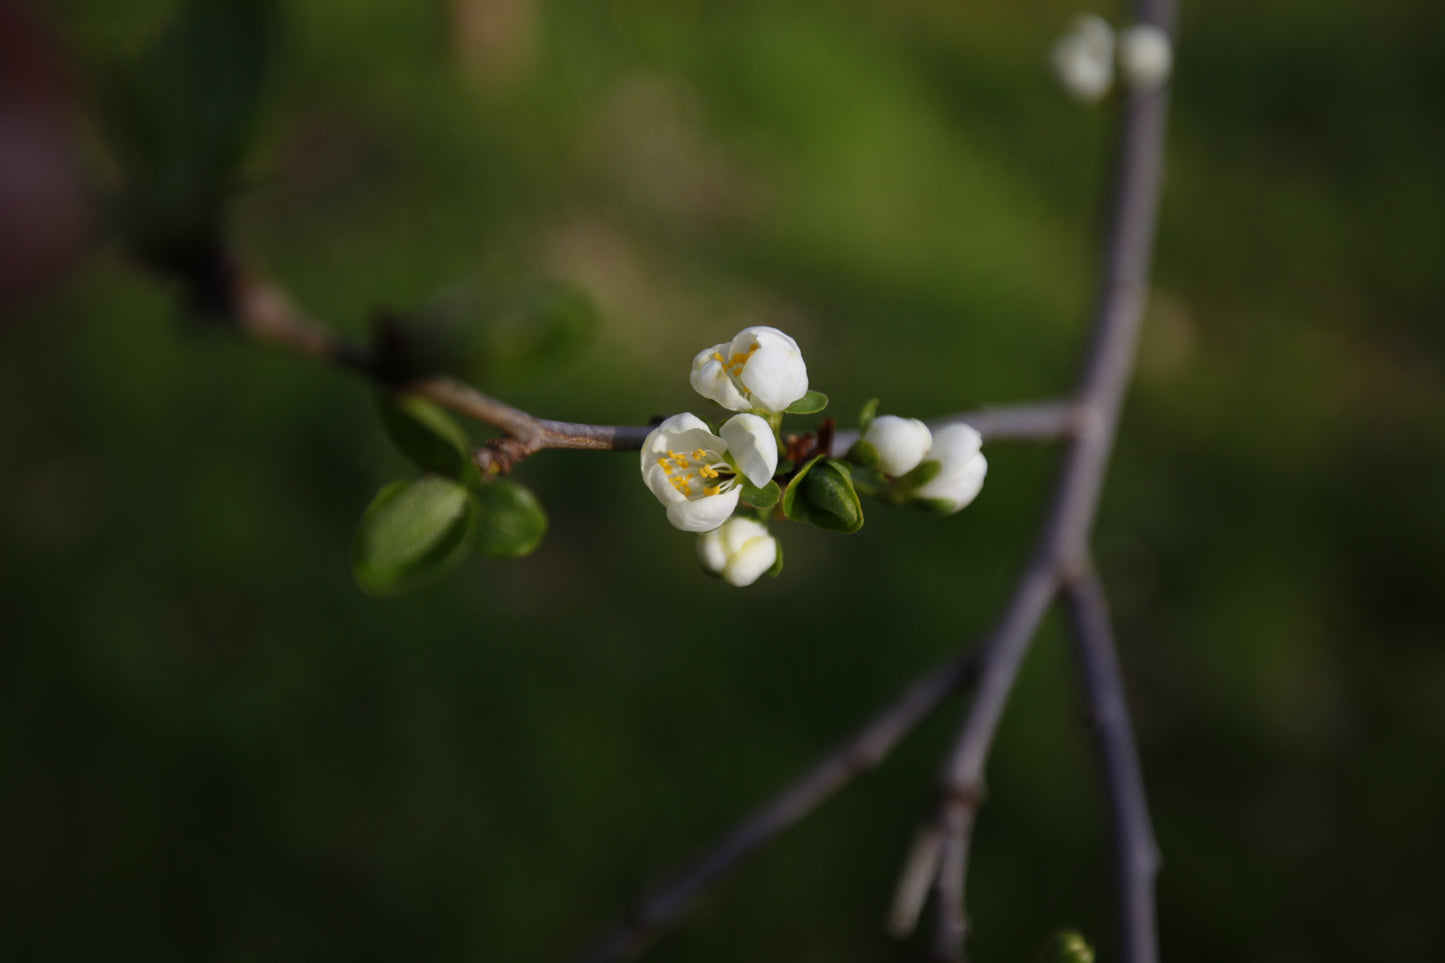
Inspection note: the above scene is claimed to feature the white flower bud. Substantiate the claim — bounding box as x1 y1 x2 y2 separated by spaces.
1051 13 1115 103
863 415 933 477
690 326 809 414
641 413 778 532
1117 24 1173 91
914 424 988 514
698 516 778 587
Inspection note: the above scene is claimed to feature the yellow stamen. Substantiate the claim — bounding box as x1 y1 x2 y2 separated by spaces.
699 465 720 479
704 485 722 496
692 449 709 460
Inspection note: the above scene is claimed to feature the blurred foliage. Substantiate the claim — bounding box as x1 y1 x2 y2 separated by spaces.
3 0 1444 961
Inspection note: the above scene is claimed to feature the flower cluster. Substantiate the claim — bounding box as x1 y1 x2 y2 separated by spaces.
641 326 987 585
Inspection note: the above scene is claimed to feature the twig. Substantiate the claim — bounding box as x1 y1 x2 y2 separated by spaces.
575 647 984 963
910 1 1178 957
1061 563 1160 963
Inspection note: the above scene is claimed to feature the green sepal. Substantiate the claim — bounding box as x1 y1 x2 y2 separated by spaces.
766 540 784 578
353 476 474 596
858 397 880 434
802 459 864 533
899 457 942 489
783 390 829 415
913 496 959 515
469 480 548 558
1036 930 1095 963
376 393 473 480
847 438 881 471
781 455 826 522
740 478 781 510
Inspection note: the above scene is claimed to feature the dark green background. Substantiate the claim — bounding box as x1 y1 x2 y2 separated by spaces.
4 1 1443 960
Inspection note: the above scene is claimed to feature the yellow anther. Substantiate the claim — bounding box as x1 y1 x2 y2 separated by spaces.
712 351 725 364
670 476 692 495
704 485 722 497
657 457 674 474
692 449 709 460
699 465 720 479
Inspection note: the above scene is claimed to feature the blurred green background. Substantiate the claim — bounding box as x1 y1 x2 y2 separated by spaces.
3 0 1443 960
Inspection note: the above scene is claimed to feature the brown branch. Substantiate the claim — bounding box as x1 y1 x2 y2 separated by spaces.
226 269 652 470
1061 563 1160 963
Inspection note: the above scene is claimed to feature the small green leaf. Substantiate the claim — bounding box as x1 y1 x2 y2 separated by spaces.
353 476 474 596
469 480 548 558
858 397 880 434
899 457 942 490
767 541 784 578
783 390 829 415
781 455 825 522
1036 930 1094 963
802 459 864 533
847 438 881 471
377 393 473 479
740 478 781 510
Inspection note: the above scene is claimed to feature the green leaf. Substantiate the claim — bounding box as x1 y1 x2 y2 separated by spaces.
353 476 474 596
899 457 942 490
847 438 881 471
740 478 781 510
858 397 880 434
783 390 829 415
376 393 473 479
767 540 784 578
802 459 864 533
781 455 825 522
469 480 548 558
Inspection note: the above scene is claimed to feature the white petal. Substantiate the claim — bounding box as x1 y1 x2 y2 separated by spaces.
720 414 778 488
641 413 711 472
666 487 740 532
917 451 988 514
722 534 777 587
740 345 809 413
717 516 769 555
690 345 750 411
697 528 729 574
930 423 983 463
1052 15 1116 103
643 463 687 505
864 415 933 477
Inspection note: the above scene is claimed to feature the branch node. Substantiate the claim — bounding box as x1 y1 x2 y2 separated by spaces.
474 436 534 476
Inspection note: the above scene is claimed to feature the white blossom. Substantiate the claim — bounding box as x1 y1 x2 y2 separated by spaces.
1118 24 1173 91
641 412 778 532
1051 14 1115 103
698 516 778 587
863 415 934 477
690 326 809 414
915 424 988 514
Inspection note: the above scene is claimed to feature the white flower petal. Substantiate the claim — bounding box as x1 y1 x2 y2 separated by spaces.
720 413 778 489
690 345 750 411
718 516 769 555
667 487 740 532
864 415 933 477
1118 24 1172 90
642 413 711 470
916 424 987 514
722 535 777 587
1052 14 1116 103
698 527 729 574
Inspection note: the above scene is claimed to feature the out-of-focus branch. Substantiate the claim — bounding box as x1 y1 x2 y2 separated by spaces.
576 647 983 963
908 1 1178 959
1062 563 1160 963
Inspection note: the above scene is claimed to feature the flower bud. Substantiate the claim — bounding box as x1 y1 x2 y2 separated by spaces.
863 415 933 477
690 326 809 414
1051 14 1115 103
1117 24 1172 91
914 424 987 514
698 517 778 587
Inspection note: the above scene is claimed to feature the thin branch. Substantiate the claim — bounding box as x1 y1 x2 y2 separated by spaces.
913 1 1178 957
575 647 984 963
1061 564 1160 963
226 269 652 470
